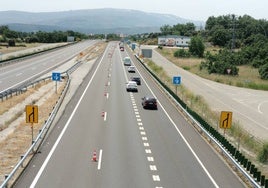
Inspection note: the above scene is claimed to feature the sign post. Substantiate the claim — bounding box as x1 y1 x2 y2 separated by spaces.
172 76 181 95
219 111 233 135
52 72 61 93
26 105 38 143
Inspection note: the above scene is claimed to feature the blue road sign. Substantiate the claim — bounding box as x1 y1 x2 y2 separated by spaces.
52 72 61 81
173 76 181 85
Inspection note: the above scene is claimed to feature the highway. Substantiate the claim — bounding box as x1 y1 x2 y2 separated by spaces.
0 40 97 92
147 47 268 141
13 42 246 187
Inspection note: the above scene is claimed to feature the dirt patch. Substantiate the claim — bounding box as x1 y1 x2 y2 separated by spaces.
0 80 66 183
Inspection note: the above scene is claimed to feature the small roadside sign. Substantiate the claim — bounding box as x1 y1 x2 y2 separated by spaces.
26 105 38 123
173 76 181 85
52 72 61 81
219 111 232 129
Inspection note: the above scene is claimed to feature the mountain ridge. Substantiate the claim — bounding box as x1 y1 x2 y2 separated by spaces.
0 9 205 34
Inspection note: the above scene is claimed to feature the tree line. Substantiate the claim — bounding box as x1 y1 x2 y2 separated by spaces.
132 14 268 80
0 25 89 44
203 15 268 79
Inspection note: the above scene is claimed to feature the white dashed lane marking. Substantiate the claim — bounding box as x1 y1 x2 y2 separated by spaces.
142 137 148 141
150 165 157 171
143 142 149 147
147 157 154 162
129 93 162 187
153 175 160 181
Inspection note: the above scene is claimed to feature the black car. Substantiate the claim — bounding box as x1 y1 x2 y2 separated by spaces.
131 76 141 85
141 96 157 110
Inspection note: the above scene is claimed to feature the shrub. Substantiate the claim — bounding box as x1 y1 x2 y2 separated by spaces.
259 63 268 80
174 49 190 58
258 142 268 163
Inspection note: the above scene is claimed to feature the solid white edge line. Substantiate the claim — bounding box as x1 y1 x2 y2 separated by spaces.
129 52 219 188
98 149 103 170
30 43 110 188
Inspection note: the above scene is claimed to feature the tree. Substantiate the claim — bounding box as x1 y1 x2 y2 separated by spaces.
259 63 268 80
210 25 230 46
189 36 205 57
160 25 172 35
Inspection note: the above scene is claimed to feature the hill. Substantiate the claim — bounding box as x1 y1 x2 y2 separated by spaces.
0 9 204 34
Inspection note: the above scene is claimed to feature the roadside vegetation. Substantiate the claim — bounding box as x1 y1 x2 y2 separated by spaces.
128 14 268 175
156 47 268 90
129 14 268 83
145 58 268 176
0 25 88 44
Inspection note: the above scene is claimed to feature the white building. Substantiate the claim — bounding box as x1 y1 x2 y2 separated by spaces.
158 35 190 47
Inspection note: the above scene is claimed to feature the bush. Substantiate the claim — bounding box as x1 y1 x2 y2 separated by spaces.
158 45 163 50
259 63 268 80
258 142 268 163
174 49 190 58
8 39 15 46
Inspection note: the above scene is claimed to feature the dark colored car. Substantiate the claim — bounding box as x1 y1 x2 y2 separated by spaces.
131 76 141 85
141 96 157 110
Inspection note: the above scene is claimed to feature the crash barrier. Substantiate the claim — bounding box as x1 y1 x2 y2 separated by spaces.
0 77 50 102
0 61 82 188
134 55 266 188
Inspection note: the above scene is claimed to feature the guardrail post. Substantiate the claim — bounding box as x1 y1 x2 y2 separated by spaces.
256 171 261 182
247 161 251 171
253 167 257 178
31 142 36 153
5 174 9 187
261 175 265 186
20 156 24 168
250 164 255 175
39 129 42 139
243 158 248 168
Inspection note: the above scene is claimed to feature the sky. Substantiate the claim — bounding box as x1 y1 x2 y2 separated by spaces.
1 0 268 21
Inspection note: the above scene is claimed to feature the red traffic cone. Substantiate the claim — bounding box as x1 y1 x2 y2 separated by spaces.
92 150 97 162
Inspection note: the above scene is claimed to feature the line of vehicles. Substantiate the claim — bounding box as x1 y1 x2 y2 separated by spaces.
123 55 157 110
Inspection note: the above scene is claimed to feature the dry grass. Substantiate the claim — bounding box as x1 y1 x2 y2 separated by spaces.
0 43 44 54
0 80 66 183
156 47 268 90
0 82 48 115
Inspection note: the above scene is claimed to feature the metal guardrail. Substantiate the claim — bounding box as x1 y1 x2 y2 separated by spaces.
0 61 82 188
134 54 262 188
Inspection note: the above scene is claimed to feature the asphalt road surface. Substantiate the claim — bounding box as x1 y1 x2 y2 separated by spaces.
0 40 97 92
13 42 246 188
140 45 268 141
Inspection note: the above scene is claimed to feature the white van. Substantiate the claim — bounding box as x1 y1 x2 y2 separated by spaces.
123 57 131 66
